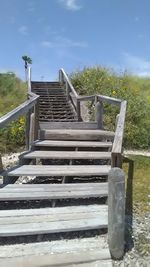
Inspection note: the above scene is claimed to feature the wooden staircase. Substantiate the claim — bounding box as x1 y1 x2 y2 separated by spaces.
0 68 127 266
31 81 77 122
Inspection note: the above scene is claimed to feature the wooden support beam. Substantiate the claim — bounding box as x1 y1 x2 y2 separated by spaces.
108 168 125 259
96 101 103 129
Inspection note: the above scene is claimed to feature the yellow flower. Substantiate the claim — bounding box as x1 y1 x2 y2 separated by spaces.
112 90 116 95
19 117 24 124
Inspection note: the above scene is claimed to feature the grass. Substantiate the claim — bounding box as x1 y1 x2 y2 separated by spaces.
123 155 150 214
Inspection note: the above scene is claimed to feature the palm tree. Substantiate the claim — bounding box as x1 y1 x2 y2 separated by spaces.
22 55 32 81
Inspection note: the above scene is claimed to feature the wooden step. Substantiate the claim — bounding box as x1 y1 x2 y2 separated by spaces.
6 165 111 177
0 237 112 267
22 150 111 160
0 183 108 201
34 140 112 148
40 129 115 141
0 205 108 237
39 122 98 130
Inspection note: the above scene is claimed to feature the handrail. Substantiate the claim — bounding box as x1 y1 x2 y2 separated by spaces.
0 94 39 129
77 95 96 102
97 95 122 106
59 68 78 98
112 100 127 167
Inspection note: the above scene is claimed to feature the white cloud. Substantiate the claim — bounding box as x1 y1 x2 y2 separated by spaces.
41 36 87 48
59 0 82 11
123 52 150 77
18 25 28 35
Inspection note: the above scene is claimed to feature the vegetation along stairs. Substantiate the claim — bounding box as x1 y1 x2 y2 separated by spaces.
0 68 127 266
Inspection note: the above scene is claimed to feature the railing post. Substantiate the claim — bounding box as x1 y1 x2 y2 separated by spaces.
33 99 39 141
66 82 70 101
108 167 125 259
59 70 63 85
95 101 103 129
25 109 31 150
27 67 31 94
76 99 82 121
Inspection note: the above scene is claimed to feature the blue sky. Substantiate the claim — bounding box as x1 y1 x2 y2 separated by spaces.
0 0 150 80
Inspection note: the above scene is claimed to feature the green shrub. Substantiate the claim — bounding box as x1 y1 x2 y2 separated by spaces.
71 67 150 149
0 72 26 152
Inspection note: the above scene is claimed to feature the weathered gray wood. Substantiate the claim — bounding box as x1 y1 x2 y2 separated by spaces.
0 205 108 236
29 112 35 145
34 140 112 148
39 121 98 130
40 129 115 141
0 182 108 201
27 66 32 94
6 165 111 177
0 204 107 217
77 95 95 101
60 68 78 98
112 101 127 167
33 99 39 141
70 261 112 267
0 236 111 267
0 253 112 267
108 168 125 259
0 93 39 129
96 101 103 129
25 110 31 150
97 95 122 106
0 154 3 173
77 99 82 121
69 92 77 111
66 81 70 100
23 150 111 160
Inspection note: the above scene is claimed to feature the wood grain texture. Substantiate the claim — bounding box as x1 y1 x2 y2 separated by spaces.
0 182 108 201
0 205 108 236
40 129 115 141
0 236 112 266
34 140 112 148
108 168 125 259
23 150 111 160
7 165 111 177
39 121 98 130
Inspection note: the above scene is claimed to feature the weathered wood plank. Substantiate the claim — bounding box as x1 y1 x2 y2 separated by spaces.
0 236 111 266
60 68 78 98
0 204 107 217
97 95 122 106
0 253 112 267
0 94 39 129
0 183 108 200
23 150 111 160
6 165 111 177
112 101 127 167
96 101 103 129
39 121 98 130
70 261 112 267
40 129 115 141
0 182 107 190
0 190 107 201
0 210 107 225
108 168 125 259
34 140 112 148
0 205 108 236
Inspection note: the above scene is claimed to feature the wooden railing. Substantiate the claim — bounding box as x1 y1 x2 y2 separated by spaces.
59 69 127 167
0 67 40 172
96 95 127 167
